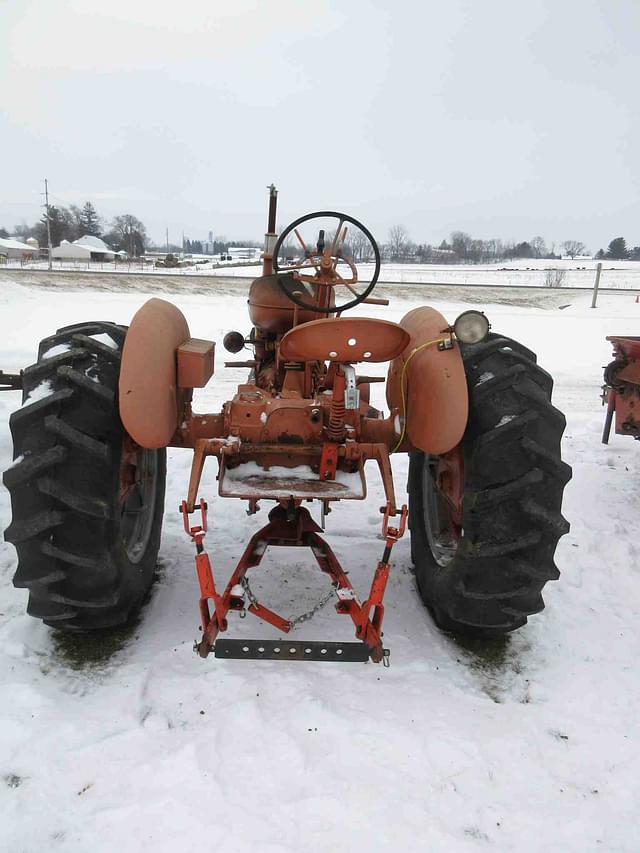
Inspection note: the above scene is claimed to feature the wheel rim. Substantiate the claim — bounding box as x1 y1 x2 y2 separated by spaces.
119 439 159 564
422 449 464 569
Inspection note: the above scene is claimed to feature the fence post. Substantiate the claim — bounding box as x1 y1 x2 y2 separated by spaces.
591 262 602 308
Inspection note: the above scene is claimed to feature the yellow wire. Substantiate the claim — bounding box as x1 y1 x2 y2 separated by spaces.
391 338 447 453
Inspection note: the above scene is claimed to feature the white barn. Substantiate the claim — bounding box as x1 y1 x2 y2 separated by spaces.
0 237 38 259
52 235 116 261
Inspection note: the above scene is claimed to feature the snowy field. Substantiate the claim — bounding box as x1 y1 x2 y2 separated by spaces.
4 258 640 290
206 258 640 291
1 275 639 852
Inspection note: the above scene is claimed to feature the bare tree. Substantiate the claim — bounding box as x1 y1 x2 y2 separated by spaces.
387 225 409 261
531 236 547 258
107 214 147 257
450 231 472 261
562 240 586 259
344 228 370 262
544 269 566 288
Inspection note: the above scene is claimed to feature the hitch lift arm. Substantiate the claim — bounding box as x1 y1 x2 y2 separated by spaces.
0 371 22 392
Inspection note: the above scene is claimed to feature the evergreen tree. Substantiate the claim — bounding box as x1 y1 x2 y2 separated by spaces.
38 205 76 247
79 201 102 237
606 237 629 260
514 241 533 258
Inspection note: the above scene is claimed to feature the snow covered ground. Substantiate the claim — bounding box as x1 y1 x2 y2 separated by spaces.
1 274 639 852
5 257 640 290
207 259 640 291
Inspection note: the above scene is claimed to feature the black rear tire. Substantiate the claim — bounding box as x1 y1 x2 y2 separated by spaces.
3 321 166 630
408 334 571 637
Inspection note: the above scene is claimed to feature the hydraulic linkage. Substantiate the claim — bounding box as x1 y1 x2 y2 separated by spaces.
0 371 22 392
180 499 407 665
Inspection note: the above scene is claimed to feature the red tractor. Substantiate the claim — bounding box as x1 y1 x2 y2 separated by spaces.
602 336 640 443
2 188 571 664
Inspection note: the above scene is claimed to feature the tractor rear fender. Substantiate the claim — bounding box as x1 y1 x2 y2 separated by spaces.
119 298 191 448
386 306 468 454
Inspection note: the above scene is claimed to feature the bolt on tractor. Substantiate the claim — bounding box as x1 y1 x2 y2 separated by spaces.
2 187 571 664
602 336 640 443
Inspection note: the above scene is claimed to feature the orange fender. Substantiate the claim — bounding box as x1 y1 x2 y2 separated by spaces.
386 306 468 454
119 298 190 448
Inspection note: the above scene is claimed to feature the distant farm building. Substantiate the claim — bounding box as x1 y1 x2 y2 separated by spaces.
0 237 38 259
52 235 116 261
228 246 260 260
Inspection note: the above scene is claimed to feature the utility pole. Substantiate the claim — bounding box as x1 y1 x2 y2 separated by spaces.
166 227 169 254
43 178 53 271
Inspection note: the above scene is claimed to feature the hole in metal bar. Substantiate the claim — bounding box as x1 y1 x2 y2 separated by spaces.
273 647 281 654
336 648 343 655
258 647 265 653
320 648 327 655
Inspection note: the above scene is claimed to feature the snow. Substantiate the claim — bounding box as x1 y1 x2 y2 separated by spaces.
3 258 640 292
1 274 639 852
476 371 494 385
221 461 364 499
92 332 119 349
206 259 640 291
224 461 322 482
496 415 517 427
21 379 53 405
42 343 71 359
0 237 37 252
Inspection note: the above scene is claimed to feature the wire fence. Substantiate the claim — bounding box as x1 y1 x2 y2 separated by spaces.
1 257 640 290
0 257 261 276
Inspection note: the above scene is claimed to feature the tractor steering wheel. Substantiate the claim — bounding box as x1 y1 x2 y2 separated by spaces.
272 211 381 314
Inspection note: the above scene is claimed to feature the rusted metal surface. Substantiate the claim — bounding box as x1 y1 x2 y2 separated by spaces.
119 297 191 448
603 336 640 441
387 306 468 455
113 190 481 661
248 275 318 333
184 503 405 663
177 338 215 388
279 317 410 363
218 456 366 501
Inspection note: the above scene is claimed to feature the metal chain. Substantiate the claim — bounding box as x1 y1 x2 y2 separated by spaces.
289 584 337 628
240 575 259 608
240 575 336 629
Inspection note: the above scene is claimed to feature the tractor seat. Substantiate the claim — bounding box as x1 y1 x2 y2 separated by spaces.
279 317 410 364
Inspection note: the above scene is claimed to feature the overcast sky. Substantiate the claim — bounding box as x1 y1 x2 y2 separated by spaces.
1 0 638 251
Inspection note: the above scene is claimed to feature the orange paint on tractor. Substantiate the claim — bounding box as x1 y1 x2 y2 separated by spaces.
117 196 472 662
386 306 468 455
119 298 192 448
603 335 640 442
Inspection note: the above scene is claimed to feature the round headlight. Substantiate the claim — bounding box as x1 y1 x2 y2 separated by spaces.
453 310 490 344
